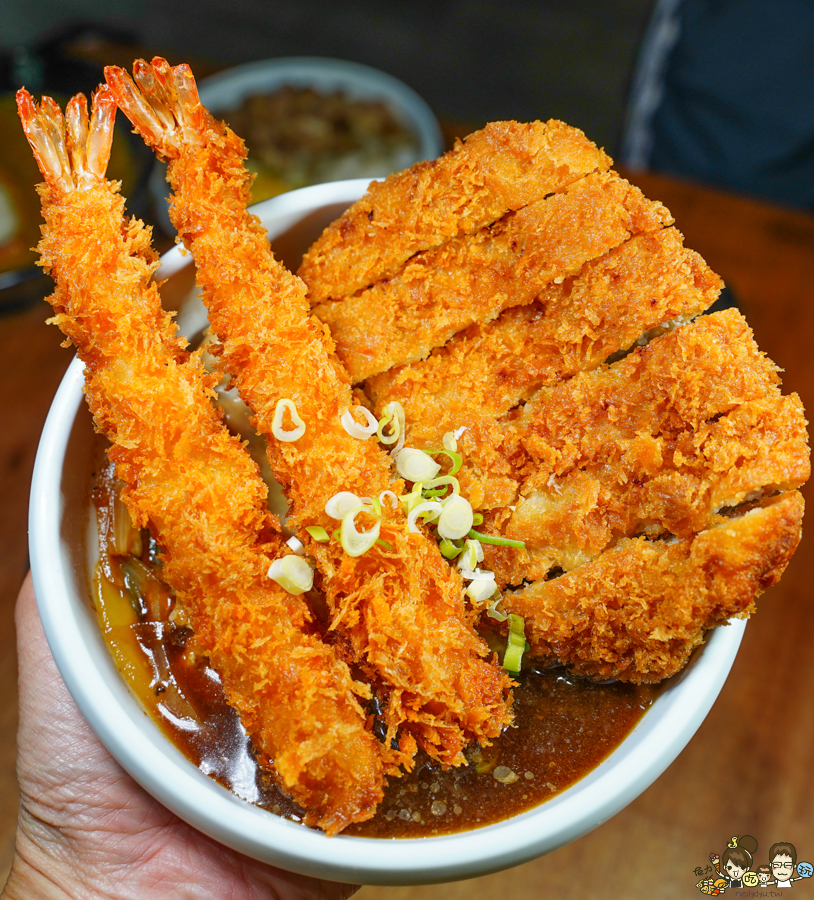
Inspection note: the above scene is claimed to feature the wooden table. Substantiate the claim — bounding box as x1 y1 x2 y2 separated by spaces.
1 170 812 896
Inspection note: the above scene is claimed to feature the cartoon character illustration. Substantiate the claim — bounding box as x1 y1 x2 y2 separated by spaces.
756 864 772 887
769 842 809 887
711 835 758 889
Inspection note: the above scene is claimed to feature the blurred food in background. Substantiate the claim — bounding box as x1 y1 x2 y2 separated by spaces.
226 85 420 202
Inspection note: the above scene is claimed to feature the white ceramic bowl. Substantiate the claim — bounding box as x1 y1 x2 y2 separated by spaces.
150 57 443 233
29 179 745 886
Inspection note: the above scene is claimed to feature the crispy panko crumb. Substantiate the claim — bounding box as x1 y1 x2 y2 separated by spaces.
317 171 671 382
299 119 612 302
485 310 809 585
503 493 804 683
36 177 386 835
162 102 513 769
366 227 722 445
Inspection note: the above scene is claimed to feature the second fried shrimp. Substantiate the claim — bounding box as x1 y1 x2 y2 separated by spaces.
106 57 513 768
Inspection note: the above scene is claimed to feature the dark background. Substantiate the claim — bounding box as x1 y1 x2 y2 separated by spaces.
1 0 655 156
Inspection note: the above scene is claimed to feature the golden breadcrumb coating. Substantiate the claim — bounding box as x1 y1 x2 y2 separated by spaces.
502 493 804 683
484 310 810 585
106 60 513 770
366 228 722 446
21 89 386 835
299 119 612 302
316 171 672 382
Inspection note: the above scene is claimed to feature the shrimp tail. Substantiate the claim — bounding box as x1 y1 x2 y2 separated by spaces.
104 58 205 160
17 86 116 195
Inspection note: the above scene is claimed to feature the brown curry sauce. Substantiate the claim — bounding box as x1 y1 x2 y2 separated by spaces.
91 444 658 839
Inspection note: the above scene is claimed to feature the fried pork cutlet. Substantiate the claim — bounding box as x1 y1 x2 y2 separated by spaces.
483 310 810 586
315 170 672 383
501 492 804 683
298 119 612 302
107 59 513 770
366 226 722 449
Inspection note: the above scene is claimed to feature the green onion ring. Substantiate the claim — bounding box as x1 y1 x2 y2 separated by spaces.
439 537 464 559
424 448 463 475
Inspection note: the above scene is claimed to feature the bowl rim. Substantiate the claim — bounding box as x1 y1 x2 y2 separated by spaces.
29 179 745 886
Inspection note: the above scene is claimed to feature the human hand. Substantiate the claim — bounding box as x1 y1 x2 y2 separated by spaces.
2 573 359 900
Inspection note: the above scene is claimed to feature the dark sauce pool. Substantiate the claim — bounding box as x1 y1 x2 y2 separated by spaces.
91 442 659 838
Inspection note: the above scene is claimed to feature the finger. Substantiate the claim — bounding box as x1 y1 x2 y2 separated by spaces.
14 572 99 748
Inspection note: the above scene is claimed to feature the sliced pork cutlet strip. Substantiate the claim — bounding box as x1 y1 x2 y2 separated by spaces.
366 226 722 452
500 491 804 683
298 119 612 303
481 310 810 586
318 171 672 383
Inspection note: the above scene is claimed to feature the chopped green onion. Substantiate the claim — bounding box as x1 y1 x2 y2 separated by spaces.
379 489 399 510
325 491 365 520
421 475 460 499
465 576 498 603
375 538 394 551
486 599 508 622
377 401 405 449
472 513 484 526
396 448 441 482
425 449 463 476
267 555 314 594
340 508 380 557
439 538 464 559
285 536 306 555
406 500 443 533
399 482 425 514
442 431 458 452
271 398 306 442
340 406 379 439
437 494 474 540
467 529 525 549
458 538 484 571
503 613 526 674
305 525 330 543
460 567 496 583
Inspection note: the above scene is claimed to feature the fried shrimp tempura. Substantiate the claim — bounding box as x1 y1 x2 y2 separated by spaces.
17 87 386 835
484 310 810 585
501 492 804 683
299 119 612 303
314 171 672 382
106 58 513 768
